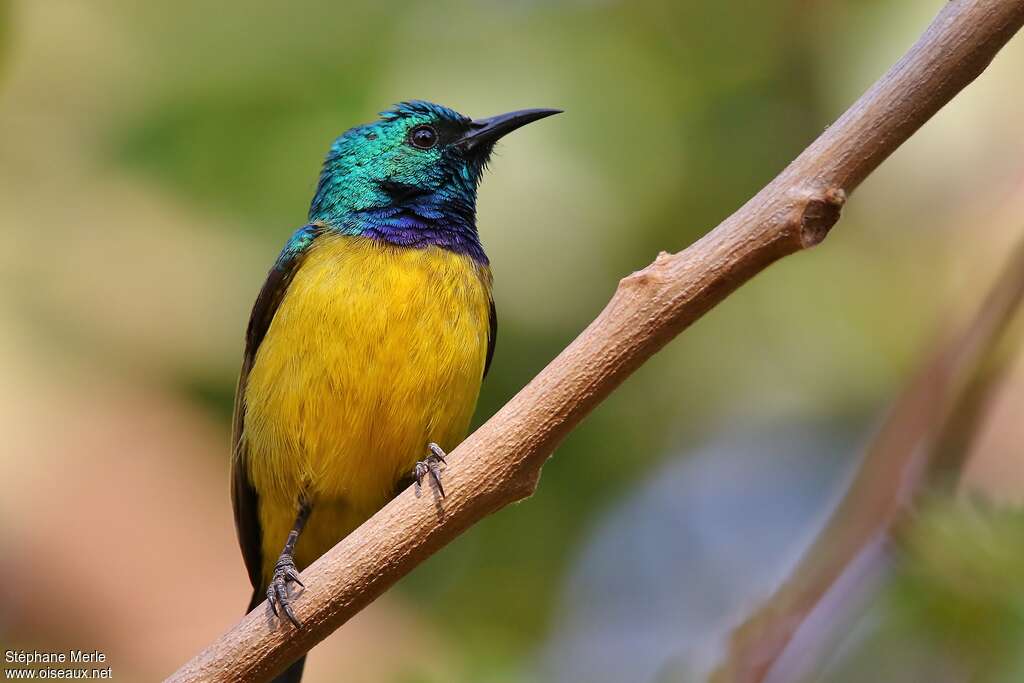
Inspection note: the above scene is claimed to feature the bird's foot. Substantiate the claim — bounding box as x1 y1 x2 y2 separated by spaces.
267 554 304 628
414 442 447 498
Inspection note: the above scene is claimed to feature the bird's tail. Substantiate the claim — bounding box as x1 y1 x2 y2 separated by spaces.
269 657 307 683
248 589 308 683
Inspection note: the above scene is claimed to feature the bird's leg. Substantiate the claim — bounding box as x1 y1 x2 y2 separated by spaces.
414 442 447 498
267 498 311 628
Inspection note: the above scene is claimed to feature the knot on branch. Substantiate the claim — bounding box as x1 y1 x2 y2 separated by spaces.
797 187 846 248
619 250 677 291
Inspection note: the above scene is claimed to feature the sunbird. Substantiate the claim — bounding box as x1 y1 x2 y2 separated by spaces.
231 101 560 682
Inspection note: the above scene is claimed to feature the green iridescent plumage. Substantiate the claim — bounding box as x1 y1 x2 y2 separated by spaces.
308 101 489 260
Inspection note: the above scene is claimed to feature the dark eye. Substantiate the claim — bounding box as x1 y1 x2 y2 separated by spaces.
409 124 438 150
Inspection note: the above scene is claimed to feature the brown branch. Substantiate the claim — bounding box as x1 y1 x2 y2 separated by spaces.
166 2 1024 681
712 237 1024 683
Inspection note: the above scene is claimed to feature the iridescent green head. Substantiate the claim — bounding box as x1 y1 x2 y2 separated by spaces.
309 101 561 261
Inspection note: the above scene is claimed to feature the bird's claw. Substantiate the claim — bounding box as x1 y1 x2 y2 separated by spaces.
414 442 447 498
267 556 304 628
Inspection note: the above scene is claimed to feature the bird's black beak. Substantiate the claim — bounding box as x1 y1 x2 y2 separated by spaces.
456 108 562 153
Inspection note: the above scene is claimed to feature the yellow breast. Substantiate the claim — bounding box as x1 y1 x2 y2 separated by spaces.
242 234 491 573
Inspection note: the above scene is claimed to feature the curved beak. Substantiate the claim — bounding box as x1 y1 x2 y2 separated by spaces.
456 108 562 153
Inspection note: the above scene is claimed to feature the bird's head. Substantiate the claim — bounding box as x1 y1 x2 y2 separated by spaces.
309 101 561 237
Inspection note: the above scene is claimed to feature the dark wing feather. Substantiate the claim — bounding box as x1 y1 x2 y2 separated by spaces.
231 224 322 592
483 296 497 379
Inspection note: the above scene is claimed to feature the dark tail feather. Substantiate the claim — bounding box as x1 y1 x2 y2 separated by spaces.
271 656 307 683
247 589 308 683
247 587 264 614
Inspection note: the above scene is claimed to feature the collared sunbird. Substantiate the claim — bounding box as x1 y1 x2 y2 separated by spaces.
230 101 560 683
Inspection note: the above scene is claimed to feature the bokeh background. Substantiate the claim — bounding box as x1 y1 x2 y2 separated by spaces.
2 1 1024 681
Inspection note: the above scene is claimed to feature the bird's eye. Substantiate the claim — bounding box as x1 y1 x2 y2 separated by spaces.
409 124 438 150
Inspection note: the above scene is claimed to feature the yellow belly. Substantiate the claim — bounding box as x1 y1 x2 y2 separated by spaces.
242 234 491 579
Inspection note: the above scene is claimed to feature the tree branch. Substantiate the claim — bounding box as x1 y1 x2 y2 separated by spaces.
167 2 1024 681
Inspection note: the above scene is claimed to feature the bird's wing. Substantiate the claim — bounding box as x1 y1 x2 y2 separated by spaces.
231 224 323 591
484 296 497 379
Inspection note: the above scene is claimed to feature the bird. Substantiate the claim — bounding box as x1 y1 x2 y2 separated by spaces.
230 100 560 683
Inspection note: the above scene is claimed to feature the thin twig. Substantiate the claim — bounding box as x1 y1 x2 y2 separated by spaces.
714 237 1024 683
166 2 1024 681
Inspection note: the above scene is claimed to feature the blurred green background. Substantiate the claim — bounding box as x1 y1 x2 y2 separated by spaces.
1 1 1023 681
